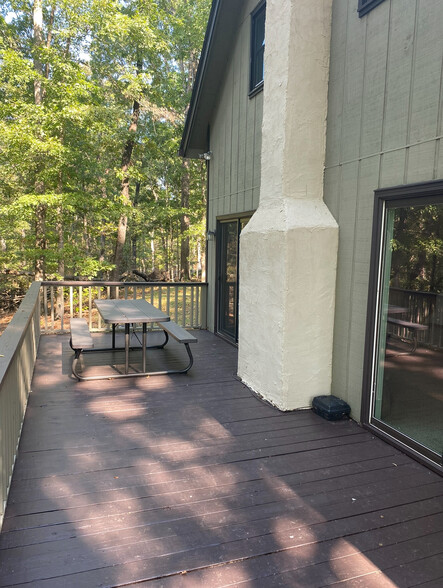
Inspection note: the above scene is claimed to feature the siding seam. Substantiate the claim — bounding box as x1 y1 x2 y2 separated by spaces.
432 45 443 179
338 0 350 163
325 134 443 170
404 0 419 184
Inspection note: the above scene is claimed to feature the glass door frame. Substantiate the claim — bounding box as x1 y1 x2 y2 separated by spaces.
362 179 443 473
215 213 252 344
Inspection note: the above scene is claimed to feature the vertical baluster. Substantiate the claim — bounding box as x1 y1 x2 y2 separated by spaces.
124 285 128 299
97 286 102 331
174 285 178 322
50 286 55 331
196 285 200 328
166 286 170 317
60 286 64 332
133 286 137 300
159 286 162 312
107 286 110 300
43 284 48 332
150 287 154 305
142 286 146 300
70 286 73 319
190 286 194 327
182 286 186 327
89 287 92 329
79 286 83 318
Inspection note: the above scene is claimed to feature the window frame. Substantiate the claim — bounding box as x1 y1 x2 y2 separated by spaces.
358 0 386 18
361 179 443 474
249 1 266 97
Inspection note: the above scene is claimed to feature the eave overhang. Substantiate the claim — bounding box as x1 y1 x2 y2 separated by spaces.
179 0 243 159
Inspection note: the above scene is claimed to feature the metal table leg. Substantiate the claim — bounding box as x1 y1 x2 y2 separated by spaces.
125 323 129 374
142 323 147 372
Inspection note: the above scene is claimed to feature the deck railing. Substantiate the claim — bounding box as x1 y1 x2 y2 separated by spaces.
40 281 208 334
0 279 207 525
0 282 41 525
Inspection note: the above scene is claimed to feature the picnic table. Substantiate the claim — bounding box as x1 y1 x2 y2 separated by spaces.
70 299 197 380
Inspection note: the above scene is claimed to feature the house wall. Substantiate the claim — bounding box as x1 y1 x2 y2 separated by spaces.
206 0 263 332
324 0 443 418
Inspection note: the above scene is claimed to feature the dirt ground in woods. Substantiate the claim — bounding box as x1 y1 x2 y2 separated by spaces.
0 312 14 335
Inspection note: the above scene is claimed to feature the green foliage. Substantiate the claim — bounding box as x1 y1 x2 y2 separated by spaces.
391 204 443 293
0 0 211 301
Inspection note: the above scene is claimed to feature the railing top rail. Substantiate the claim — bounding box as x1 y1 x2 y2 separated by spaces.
390 287 440 298
0 281 41 384
41 281 208 287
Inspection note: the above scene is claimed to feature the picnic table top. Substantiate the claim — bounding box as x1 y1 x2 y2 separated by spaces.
94 298 170 324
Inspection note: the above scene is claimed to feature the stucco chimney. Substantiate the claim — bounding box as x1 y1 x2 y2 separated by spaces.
238 0 338 410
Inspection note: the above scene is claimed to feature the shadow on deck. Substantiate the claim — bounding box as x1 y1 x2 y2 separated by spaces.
0 331 442 587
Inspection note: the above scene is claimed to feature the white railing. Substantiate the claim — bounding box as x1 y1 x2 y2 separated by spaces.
0 282 41 526
40 281 208 333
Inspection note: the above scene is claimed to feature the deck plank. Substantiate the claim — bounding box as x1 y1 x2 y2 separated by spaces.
0 331 442 587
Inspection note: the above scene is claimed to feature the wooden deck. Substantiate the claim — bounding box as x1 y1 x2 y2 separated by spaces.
0 331 442 587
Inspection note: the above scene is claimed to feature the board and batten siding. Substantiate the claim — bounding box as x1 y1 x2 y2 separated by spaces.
206 0 263 332
324 0 443 418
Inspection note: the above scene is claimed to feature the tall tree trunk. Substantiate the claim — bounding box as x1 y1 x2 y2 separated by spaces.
180 159 190 281
111 60 142 282
33 0 47 281
33 0 43 104
55 206 64 318
44 5 55 78
150 235 155 271
34 204 46 280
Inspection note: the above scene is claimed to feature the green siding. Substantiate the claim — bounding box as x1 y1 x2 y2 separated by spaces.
206 0 262 331
324 0 443 418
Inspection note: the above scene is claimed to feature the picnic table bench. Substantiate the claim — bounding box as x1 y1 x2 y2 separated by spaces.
69 300 197 381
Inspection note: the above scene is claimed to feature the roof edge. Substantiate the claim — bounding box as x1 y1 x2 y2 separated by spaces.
179 0 220 158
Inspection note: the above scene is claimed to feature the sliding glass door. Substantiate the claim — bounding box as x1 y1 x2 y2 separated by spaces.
216 217 250 343
366 182 443 467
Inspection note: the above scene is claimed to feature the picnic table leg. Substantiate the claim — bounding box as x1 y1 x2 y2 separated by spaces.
112 324 116 349
125 323 130 374
142 323 147 372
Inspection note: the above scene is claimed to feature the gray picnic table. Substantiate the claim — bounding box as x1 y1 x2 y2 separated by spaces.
94 299 170 374
69 299 197 380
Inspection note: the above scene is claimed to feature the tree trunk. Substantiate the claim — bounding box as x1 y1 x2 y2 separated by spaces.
33 0 44 105
56 206 64 318
180 159 190 281
33 0 46 280
34 203 47 280
150 236 155 271
111 60 142 282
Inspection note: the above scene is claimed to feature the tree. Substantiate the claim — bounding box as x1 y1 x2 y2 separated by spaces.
0 0 211 307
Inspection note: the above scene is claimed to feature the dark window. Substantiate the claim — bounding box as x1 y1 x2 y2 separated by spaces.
358 0 386 17
216 216 251 343
250 3 265 95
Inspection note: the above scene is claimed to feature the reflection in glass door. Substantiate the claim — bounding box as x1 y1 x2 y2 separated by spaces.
371 198 443 464
217 217 249 342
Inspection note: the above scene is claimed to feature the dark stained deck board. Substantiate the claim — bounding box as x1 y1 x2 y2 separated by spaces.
0 332 442 587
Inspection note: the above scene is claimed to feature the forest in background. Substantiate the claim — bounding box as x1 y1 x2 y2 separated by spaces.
0 0 211 309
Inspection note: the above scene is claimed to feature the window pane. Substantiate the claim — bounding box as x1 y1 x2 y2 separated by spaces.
374 202 443 456
250 5 265 91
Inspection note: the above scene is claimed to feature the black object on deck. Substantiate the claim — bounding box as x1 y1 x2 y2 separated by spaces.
312 394 351 421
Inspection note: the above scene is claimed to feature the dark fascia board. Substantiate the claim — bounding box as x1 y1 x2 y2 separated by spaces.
179 0 243 158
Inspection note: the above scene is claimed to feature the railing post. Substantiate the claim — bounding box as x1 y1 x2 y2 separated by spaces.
200 283 208 329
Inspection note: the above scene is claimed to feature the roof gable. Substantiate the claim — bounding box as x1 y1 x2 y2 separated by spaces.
179 0 244 158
